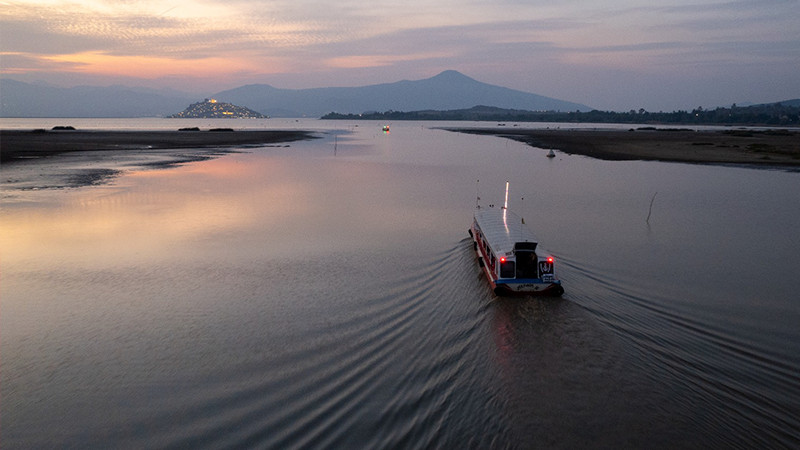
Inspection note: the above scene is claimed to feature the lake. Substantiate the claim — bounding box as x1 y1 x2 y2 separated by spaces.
2 119 799 448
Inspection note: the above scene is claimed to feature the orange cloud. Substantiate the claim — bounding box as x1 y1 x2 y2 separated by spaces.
42 51 268 78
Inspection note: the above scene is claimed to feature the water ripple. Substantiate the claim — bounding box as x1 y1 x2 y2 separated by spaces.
130 244 498 449
557 251 800 448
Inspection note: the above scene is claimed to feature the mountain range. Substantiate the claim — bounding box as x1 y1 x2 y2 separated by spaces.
0 80 192 118
1 71 796 118
1 71 591 118
213 70 591 117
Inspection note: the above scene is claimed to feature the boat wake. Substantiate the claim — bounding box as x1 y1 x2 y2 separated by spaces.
555 253 800 448
108 245 513 448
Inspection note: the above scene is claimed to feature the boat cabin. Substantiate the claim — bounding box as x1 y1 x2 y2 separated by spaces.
470 207 562 296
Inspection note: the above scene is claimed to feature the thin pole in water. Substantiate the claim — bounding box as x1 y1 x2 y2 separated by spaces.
476 179 481 209
647 192 658 223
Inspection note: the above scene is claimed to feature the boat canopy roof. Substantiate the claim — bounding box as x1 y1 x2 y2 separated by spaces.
473 207 538 256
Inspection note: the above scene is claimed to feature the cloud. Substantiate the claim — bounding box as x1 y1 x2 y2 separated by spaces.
5 0 794 66
2 0 798 109
1 1 340 57
0 52 90 73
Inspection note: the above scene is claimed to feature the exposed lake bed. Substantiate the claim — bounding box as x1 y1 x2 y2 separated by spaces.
0 128 316 193
446 127 800 166
2 119 799 447
4 125 798 193
0 129 314 162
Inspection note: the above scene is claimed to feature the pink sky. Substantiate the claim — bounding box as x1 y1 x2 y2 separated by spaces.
1 0 799 111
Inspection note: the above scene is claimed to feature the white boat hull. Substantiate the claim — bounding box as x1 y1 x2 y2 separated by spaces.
470 213 564 297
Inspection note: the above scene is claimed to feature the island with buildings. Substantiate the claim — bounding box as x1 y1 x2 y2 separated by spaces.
169 98 267 119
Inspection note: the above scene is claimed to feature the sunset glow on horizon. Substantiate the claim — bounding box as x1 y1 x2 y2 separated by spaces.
1 0 798 110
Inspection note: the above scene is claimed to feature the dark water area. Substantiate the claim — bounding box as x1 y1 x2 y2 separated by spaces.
2 120 799 448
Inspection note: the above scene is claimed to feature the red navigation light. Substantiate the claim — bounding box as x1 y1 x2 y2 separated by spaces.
500 257 506 263
547 257 554 263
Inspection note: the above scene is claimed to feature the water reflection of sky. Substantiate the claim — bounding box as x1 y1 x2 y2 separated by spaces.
2 121 800 448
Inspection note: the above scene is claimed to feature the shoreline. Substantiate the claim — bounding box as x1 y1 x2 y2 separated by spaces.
0 129 318 194
0 129 316 163
444 128 800 167
3 126 799 170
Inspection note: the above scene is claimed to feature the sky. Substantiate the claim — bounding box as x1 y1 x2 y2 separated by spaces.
1 0 799 111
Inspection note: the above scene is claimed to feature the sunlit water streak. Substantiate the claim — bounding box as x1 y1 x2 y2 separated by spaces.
2 119 799 448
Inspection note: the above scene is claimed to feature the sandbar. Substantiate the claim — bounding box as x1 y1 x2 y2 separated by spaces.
445 128 800 167
1 129 316 163
1 129 317 194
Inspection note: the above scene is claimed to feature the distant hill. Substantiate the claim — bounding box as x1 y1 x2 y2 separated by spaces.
213 71 592 117
0 72 590 118
325 103 800 126
2 73 796 119
323 105 561 121
755 99 800 108
0 79 193 118
169 99 267 118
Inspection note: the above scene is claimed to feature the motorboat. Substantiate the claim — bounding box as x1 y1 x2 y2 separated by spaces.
469 182 564 296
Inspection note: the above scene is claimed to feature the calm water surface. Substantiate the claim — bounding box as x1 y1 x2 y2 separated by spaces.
2 120 799 448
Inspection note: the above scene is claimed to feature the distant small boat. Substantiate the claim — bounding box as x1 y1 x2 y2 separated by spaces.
547 149 556 158
469 182 564 296
382 125 390 132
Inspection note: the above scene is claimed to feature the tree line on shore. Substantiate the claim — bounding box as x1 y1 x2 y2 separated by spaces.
322 102 800 126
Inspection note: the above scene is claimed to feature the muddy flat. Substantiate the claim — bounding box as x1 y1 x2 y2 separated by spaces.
1 129 315 163
446 128 800 166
